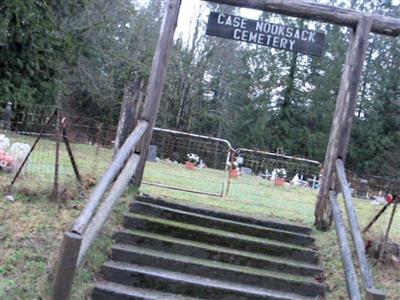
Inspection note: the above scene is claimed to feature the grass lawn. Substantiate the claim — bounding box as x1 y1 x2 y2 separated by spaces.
0 137 399 299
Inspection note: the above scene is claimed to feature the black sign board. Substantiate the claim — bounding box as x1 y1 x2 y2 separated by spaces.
206 12 325 57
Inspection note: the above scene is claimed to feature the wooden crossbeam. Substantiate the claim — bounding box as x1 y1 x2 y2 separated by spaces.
204 0 400 37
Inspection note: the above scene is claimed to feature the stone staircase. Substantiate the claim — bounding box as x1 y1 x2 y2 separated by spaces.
91 194 326 299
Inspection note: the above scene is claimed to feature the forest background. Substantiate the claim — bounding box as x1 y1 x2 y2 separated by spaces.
0 0 399 180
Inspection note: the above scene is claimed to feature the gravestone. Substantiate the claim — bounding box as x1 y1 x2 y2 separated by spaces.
241 167 252 176
2 102 12 130
147 145 157 162
357 179 368 198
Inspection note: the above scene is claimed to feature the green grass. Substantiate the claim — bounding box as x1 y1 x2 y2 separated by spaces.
0 131 112 193
141 162 400 299
0 134 399 299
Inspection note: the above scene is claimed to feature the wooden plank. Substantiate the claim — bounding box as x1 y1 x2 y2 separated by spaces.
336 159 375 290
133 0 182 186
52 231 82 300
329 190 362 300
77 154 140 267
204 0 400 37
71 120 148 235
366 288 386 300
315 16 372 231
113 79 143 156
206 11 326 56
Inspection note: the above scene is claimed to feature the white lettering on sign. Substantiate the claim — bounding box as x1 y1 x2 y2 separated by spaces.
218 14 247 29
207 12 325 56
232 29 298 51
252 20 321 50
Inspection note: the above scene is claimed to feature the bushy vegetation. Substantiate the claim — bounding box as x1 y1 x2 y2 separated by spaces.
1 0 399 180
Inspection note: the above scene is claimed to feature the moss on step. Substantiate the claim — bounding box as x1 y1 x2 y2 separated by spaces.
113 243 318 284
127 213 314 252
117 228 320 270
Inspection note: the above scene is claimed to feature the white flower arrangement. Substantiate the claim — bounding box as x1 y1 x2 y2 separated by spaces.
276 168 287 178
186 153 200 164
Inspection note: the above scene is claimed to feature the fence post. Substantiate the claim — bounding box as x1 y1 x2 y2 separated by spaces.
133 0 182 187
53 111 61 201
92 122 102 175
315 16 372 231
366 289 386 300
52 231 82 300
114 79 143 157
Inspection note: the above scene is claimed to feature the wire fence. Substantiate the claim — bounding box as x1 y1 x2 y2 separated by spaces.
1 106 398 202
0 110 116 195
142 128 231 197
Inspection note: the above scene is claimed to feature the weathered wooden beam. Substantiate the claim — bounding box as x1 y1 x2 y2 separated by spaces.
114 79 143 156
336 159 375 291
315 16 372 231
366 288 386 300
77 153 140 267
329 190 361 300
71 120 148 235
133 0 182 186
204 0 400 37
52 231 82 300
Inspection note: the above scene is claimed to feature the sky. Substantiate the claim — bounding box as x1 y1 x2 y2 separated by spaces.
175 0 400 42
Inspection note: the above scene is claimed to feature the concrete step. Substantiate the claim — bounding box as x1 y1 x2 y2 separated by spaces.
123 213 319 264
110 244 325 298
101 260 316 300
114 229 322 277
92 281 200 300
135 194 311 235
130 201 315 247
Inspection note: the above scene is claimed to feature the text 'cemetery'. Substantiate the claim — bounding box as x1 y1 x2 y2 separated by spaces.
206 12 325 56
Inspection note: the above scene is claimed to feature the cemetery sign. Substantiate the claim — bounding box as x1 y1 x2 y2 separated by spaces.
206 12 325 56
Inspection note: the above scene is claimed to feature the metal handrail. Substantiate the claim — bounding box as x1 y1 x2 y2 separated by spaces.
237 148 323 169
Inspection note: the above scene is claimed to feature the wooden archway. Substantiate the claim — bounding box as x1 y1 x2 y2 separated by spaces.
135 0 400 231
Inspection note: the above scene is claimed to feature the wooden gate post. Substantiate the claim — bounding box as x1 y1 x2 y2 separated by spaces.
315 16 372 231
113 78 144 156
52 231 82 300
132 0 182 187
